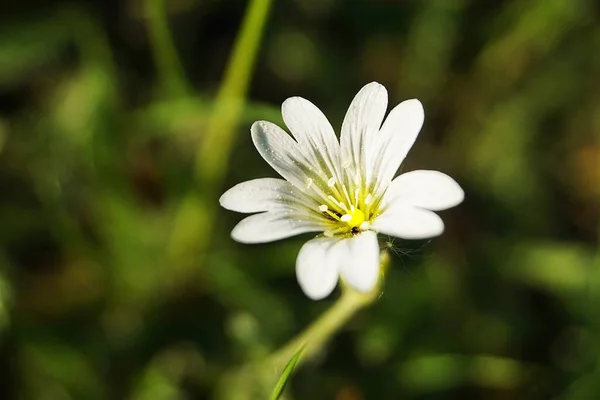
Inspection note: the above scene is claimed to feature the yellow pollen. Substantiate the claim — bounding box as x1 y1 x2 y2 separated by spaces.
341 208 366 228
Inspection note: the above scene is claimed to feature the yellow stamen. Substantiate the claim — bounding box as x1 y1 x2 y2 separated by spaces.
325 210 342 221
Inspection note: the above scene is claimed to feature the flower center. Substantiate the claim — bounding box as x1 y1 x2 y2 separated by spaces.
340 208 365 228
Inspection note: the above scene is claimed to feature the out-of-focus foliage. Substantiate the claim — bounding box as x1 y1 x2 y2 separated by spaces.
0 0 598 399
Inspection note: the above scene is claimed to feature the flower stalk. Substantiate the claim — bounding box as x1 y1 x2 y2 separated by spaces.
216 252 392 399
265 251 391 372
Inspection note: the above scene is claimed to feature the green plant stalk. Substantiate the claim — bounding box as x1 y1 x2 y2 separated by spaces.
195 0 273 184
265 252 391 372
216 252 391 399
145 0 190 97
168 0 273 270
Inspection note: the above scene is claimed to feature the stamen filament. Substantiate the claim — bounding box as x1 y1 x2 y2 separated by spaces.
326 210 342 221
326 195 349 214
340 184 353 210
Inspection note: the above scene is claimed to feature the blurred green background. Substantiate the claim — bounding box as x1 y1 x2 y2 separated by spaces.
1 0 599 399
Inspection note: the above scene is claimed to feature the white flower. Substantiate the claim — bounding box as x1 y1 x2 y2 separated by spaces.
220 82 464 300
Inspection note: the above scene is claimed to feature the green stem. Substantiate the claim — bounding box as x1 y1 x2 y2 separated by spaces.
145 0 189 98
217 253 391 399
266 286 376 371
265 252 391 372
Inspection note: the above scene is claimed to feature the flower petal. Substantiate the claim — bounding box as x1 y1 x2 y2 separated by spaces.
372 204 444 240
296 237 340 300
231 210 325 244
384 170 464 211
220 178 297 213
340 82 388 174
337 231 380 293
282 96 342 181
251 121 313 189
370 99 424 192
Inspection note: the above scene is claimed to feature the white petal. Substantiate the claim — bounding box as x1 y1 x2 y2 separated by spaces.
371 99 424 190
282 97 340 154
231 210 324 244
372 204 444 240
337 231 380 293
384 170 464 211
340 82 388 172
282 96 342 181
296 237 340 300
251 121 313 189
220 178 297 213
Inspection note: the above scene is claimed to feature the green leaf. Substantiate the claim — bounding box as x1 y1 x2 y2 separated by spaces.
269 345 304 400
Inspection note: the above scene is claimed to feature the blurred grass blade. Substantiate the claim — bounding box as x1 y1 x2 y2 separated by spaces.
195 0 273 183
168 0 273 273
270 345 304 400
145 0 190 98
